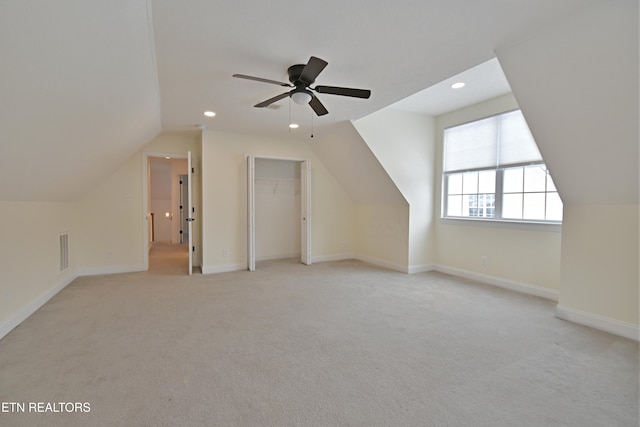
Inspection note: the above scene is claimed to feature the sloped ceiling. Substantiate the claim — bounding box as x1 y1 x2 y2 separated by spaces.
497 0 638 205
1 0 606 202
151 0 600 136
0 0 161 201
309 122 406 205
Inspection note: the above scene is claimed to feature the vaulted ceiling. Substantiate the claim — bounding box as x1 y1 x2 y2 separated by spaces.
0 0 610 201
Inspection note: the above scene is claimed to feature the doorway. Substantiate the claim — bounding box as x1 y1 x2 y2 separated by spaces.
146 154 193 275
247 156 311 271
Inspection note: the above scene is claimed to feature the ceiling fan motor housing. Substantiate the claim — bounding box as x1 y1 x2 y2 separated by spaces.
288 64 311 85
233 56 369 116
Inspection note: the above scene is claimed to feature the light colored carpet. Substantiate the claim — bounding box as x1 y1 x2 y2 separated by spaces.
0 255 638 426
148 242 190 275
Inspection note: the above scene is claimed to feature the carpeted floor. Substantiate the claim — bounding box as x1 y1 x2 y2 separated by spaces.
0 252 638 426
147 242 190 275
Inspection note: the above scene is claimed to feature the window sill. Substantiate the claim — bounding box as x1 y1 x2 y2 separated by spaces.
439 217 562 232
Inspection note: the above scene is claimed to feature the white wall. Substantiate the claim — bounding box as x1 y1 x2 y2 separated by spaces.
311 122 406 204
496 0 639 337
75 153 146 274
353 109 436 271
201 130 356 273
0 131 202 339
559 205 638 326
0 202 77 337
311 122 409 271
355 204 410 271
434 94 563 295
75 131 202 274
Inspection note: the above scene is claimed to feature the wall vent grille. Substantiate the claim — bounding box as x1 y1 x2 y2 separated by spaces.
59 233 69 272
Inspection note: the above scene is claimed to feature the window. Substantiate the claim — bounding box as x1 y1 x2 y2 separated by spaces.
502 165 562 221
443 110 562 223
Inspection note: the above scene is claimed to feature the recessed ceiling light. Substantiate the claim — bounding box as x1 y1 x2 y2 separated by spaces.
165 157 171 159
289 123 299 129
451 82 466 89
204 111 216 117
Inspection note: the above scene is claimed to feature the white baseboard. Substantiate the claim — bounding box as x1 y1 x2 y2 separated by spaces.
201 263 246 275
408 264 435 274
556 305 639 341
203 255 357 273
433 264 559 302
76 264 146 276
312 253 355 264
0 272 78 341
256 252 301 262
355 255 409 273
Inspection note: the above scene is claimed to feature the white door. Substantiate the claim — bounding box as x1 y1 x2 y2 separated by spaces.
247 155 256 271
301 160 311 265
187 151 194 275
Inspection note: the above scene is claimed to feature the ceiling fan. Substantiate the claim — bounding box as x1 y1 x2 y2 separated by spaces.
233 56 371 116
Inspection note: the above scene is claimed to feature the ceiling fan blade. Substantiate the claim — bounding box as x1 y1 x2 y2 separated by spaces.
309 95 328 116
299 56 328 84
314 85 371 99
233 74 292 87
255 91 291 108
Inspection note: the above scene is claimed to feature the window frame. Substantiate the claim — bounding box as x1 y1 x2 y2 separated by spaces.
441 110 562 227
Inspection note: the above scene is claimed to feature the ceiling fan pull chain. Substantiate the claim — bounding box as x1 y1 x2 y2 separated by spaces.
233 56 370 119
288 97 292 133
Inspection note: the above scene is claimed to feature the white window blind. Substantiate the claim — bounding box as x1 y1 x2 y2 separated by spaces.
444 110 542 173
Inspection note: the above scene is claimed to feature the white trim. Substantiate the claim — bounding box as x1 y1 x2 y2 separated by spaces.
142 151 190 272
433 264 559 301
243 153 308 163
76 265 146 277
311 253 355 264
556 305 639 342
408 264 435 274
256 252 301 262
0 273 77 341
144 151 188 159
356 255 409 273
201 263 245 275
439 217 562 232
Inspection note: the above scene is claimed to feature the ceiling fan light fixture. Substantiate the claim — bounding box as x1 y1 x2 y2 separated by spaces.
291 90 313 105
233 56 370 117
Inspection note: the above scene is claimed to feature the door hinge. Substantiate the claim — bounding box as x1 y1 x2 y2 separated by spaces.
192 246 195 252
191 167 195 174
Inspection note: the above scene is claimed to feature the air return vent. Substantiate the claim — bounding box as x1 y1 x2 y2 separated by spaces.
59 233 69 272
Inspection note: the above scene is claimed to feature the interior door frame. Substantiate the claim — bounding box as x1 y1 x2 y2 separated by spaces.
246 154 311 271
142 151 189 272
187 151 194 275
300 159 311 266
247 156 256 272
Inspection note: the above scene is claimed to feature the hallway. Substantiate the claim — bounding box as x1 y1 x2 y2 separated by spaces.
148 243 190 275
